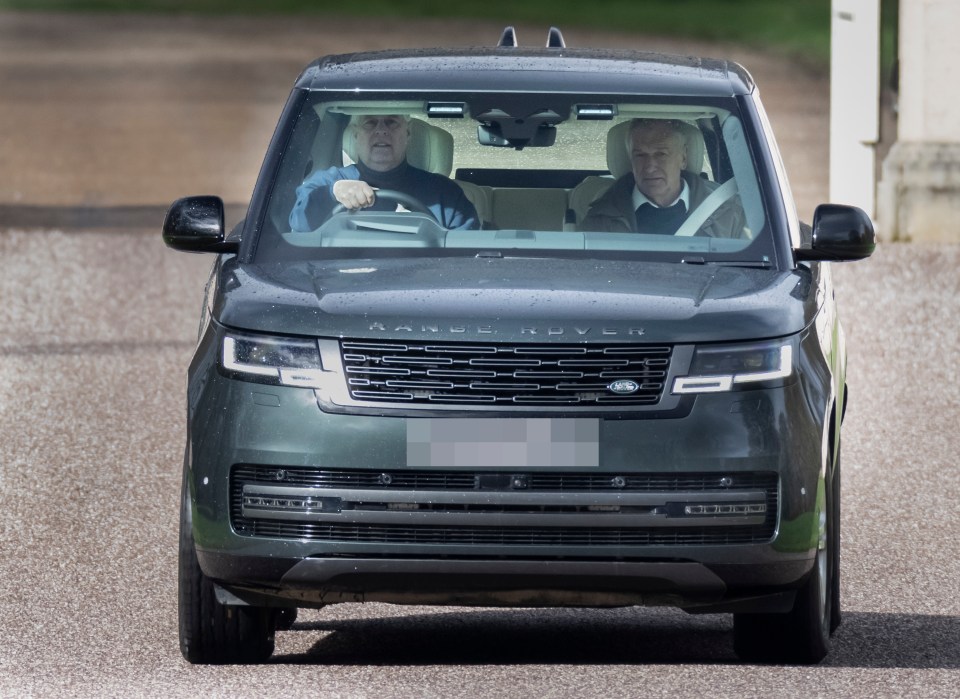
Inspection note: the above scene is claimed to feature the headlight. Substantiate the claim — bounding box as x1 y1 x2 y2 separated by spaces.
672 338 795 394
221 332 324 388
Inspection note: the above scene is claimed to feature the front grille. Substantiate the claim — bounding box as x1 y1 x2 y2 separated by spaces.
231 466 778 549
339 341 671 406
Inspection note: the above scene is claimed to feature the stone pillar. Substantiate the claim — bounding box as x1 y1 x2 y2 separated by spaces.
878 0 960 241
830 0 880 218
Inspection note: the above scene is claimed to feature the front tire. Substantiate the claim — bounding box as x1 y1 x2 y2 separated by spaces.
829 444 842 633
733 458 836 664
178 474 276 664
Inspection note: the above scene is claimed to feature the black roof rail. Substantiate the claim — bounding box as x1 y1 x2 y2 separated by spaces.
498 26 517 47
546 27 566 48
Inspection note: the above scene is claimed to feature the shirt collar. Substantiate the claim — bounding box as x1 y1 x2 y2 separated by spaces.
632 178 689 211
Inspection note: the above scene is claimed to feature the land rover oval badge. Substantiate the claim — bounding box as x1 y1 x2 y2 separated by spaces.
608 379 640 395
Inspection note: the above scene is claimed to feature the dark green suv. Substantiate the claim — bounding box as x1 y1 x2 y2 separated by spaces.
164 27 874 665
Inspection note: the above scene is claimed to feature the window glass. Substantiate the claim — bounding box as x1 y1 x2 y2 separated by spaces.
257 93 773 264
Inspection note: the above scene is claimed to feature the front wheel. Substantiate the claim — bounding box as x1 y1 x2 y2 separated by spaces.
733 461 835 664
178 474 276 664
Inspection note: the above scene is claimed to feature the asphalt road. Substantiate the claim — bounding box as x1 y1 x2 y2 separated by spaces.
1 10 959 699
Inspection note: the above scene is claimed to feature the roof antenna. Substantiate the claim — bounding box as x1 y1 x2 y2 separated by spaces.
498 26 517 47
546 27 565 48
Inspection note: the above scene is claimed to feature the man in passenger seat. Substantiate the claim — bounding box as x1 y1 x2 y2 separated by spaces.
579 118 745 237
289 115 478 231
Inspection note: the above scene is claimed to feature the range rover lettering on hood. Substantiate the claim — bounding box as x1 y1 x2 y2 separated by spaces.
368 322 646 337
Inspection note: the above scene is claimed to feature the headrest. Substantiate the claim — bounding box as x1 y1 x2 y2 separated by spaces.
606 120 705 178
342 118 454 176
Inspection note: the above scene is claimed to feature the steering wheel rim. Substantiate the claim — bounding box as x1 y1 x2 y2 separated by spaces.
330 189 436 221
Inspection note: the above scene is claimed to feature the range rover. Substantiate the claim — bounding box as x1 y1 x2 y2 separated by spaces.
164 27 875 664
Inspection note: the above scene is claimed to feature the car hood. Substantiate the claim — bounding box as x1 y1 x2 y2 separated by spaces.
212 256 816 343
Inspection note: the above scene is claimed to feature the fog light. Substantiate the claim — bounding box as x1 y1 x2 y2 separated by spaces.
684 503 766 516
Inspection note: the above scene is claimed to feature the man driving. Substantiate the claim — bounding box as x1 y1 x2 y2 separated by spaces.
579 118 745 237
289 114 478 231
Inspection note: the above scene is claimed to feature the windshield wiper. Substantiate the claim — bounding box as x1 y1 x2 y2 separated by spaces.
682 256 772 268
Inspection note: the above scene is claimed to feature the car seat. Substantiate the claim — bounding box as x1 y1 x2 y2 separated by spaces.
569 120 706 224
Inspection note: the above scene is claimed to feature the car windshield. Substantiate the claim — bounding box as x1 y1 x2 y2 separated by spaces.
255 92 776 264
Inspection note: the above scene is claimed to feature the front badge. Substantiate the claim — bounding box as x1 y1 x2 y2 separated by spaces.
608 379 640 395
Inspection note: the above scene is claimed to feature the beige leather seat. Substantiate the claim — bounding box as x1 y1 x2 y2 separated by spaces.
569 120 707 224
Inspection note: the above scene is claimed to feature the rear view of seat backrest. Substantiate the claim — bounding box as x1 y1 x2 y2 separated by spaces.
455 180 494 228
490 188 569 230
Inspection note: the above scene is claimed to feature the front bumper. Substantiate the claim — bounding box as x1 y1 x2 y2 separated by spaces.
186 339 828 612
199 551 812 612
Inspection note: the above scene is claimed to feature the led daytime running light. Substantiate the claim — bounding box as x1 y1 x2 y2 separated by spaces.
222 336 278 379
673 344 792 394
222 335 325 389
732 345 793 384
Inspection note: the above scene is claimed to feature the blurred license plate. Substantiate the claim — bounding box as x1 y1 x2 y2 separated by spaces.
407 418 599 468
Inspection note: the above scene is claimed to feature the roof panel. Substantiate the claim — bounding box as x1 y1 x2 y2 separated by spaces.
296 48 755 96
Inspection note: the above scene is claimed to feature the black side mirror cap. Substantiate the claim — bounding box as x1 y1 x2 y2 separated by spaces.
162 195 238 254
795 204 876 262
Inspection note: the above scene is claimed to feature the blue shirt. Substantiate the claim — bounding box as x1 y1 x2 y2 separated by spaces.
289 161 478 231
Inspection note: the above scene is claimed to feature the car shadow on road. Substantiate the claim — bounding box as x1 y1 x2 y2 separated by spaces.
271 608 959 668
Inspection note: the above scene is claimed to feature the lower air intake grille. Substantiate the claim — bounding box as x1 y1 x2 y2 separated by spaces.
231 466 778 548
233 522 773 547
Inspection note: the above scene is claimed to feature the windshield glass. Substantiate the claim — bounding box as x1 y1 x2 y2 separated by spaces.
256 92 775 265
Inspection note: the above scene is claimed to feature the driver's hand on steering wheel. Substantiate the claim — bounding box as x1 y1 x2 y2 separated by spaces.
333 180 376 210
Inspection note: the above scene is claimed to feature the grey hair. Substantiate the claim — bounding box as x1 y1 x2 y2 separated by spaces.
624 118 687 153
349 114 411 128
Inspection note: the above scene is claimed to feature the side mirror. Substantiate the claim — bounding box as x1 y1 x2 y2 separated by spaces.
162 195 238 254
795 204 876 262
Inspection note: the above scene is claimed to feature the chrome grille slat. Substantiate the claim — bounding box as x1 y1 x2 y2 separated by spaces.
426 369 498 378
385 380 455 389
339 340 672 406
469 358 542 366
345 367 411 376
469 382 540 391
429 394 498 403
424 345 498 354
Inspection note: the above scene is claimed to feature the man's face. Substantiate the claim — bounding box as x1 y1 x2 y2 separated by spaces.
629 123 687 207
355 115 409 172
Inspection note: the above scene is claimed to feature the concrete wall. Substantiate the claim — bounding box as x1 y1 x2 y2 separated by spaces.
878 0 960 241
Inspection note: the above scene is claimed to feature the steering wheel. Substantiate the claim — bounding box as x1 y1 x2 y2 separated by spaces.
330 189 437 221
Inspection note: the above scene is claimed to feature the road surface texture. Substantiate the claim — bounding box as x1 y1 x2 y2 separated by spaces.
1 11 959 699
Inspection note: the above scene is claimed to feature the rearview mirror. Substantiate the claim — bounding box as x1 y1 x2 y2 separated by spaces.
477 124 557 149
